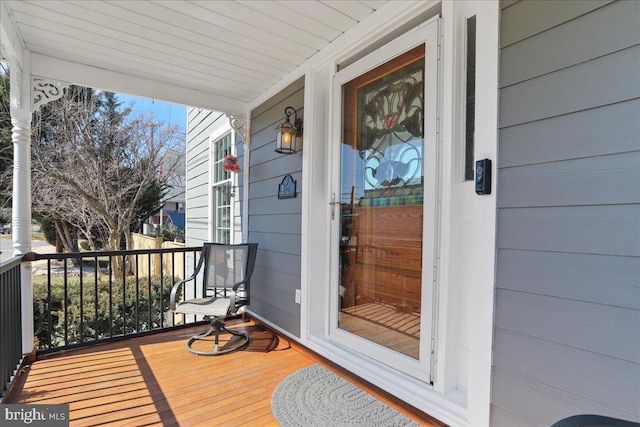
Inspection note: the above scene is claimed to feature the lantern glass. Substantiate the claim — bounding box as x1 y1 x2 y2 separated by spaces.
275 121 297 154
274 106 302 154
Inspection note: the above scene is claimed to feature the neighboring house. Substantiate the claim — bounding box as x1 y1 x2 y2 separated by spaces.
4 1 639 426
145 186 185 234
166 212 185 232
162 186 185 215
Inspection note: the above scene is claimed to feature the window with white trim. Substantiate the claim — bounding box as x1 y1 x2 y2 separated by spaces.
212 133 233 244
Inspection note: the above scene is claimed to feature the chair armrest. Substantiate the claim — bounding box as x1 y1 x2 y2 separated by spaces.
170 247 208 311
232 278 250 293
227 278 251 313
170 276 195 311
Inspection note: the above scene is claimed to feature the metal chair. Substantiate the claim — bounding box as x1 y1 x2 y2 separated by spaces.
170 243 258 355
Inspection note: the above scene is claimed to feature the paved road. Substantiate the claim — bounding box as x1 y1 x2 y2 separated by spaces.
0 239 55 263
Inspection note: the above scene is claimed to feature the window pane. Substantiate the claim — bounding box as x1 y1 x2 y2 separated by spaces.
214 133 232 183
215 182 231 244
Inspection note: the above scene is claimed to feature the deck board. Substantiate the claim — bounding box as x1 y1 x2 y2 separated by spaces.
6 319 444 426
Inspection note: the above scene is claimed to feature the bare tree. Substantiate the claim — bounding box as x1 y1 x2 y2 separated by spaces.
0 63 12 212
31 86 185 259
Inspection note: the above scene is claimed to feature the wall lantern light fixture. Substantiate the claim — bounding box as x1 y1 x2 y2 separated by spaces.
275 106 303 154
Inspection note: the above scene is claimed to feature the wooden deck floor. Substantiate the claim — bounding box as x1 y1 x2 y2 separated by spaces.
6 319 444 427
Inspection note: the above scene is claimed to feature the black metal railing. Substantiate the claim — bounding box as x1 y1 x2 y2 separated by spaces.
1 256 23 402
29 246 205 354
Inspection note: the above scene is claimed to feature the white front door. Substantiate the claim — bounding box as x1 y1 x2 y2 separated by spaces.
329 19 440 382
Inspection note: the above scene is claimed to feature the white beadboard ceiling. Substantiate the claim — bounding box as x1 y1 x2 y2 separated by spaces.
2 0 388 110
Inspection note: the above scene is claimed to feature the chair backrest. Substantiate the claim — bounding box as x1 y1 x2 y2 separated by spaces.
201 243 258 309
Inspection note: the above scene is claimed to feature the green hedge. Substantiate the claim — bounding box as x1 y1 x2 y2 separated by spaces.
33 274 173 349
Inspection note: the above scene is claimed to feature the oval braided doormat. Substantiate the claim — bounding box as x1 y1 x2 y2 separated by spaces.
271 364 421 426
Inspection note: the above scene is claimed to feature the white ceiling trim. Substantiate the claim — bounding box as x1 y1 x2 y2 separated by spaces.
30 53 247 116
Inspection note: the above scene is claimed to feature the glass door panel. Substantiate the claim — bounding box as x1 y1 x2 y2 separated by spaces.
338 46 426 360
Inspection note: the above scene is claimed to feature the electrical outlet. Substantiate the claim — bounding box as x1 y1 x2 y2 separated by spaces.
295 289 301 304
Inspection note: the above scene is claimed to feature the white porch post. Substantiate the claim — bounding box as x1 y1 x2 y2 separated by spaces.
9 52 34 354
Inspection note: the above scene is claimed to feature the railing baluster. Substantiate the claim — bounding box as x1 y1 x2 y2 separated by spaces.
108 256 113 338
94 256 99 341
135 253 139 333
79 256 84 343
172 252 176 326
122 254 126 335
63 261 68 347
47 259 52 349
160 252 164 329
1 272 5 391
1 271 5 391
148 252 152 330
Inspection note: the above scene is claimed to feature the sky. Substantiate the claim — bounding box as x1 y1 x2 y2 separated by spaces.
117 94 187 134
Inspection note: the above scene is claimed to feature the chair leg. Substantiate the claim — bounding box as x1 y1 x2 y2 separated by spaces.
186 319 249 356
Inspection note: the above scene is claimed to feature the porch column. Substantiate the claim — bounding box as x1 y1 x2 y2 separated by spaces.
10 53 34 354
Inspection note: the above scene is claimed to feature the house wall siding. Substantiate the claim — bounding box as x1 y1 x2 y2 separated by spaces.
186 108 223 246
247 77 304 338
185 107 243 248
491 1 640 425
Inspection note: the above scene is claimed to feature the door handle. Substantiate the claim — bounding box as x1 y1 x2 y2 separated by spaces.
329 193 340 220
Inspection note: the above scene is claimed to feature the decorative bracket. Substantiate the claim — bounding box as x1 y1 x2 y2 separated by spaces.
227 114 249 142
32 76 70 110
